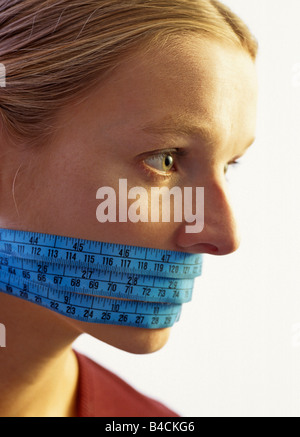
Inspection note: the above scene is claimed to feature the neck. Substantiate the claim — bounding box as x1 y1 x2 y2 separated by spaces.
0 292 80 417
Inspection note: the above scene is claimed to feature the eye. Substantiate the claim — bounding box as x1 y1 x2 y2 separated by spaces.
224 160 241 177
143 151 177 175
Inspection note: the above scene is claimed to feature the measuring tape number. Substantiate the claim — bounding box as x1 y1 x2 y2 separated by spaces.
0 229 203 329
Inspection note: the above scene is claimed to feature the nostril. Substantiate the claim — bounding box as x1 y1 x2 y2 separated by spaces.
202 243 219 254
177 243 219 254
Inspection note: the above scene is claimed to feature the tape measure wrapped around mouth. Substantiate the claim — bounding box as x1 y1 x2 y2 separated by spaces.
0 228 203 329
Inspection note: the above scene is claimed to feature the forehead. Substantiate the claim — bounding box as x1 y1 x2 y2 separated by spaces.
94 36 257 144
60 36 258 156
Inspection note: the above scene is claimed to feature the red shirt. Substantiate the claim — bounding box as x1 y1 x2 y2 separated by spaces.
74 351 180 417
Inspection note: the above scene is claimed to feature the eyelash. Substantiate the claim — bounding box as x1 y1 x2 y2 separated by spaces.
224 160 241 181
225 160 241 172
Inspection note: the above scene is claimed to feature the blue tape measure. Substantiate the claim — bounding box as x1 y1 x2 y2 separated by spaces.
0 228 203 329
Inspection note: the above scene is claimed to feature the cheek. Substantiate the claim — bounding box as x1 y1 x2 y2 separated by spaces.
17 146 181 247
93 221 179 249
15 150 98 234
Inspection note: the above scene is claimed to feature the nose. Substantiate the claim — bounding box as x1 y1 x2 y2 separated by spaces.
176 179 241 256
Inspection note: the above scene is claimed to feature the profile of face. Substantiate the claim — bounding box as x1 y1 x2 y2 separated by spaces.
0 36 257 354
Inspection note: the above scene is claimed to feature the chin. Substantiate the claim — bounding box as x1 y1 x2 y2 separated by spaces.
74 320 172 354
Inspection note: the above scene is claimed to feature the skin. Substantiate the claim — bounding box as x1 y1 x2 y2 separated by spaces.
0 36 258 416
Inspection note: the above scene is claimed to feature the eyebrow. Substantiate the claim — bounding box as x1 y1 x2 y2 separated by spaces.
141 116 256 151
141 117 215 142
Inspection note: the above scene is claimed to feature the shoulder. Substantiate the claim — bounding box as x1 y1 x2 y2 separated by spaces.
74 350 180 418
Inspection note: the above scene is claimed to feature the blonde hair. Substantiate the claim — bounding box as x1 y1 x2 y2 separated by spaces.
0 0 258 148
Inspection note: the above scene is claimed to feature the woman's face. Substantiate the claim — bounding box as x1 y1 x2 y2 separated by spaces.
0 36 257 353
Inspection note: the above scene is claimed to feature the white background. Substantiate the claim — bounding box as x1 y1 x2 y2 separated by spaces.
73 0 300 417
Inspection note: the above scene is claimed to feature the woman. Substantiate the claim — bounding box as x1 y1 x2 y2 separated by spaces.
0 0 258 417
